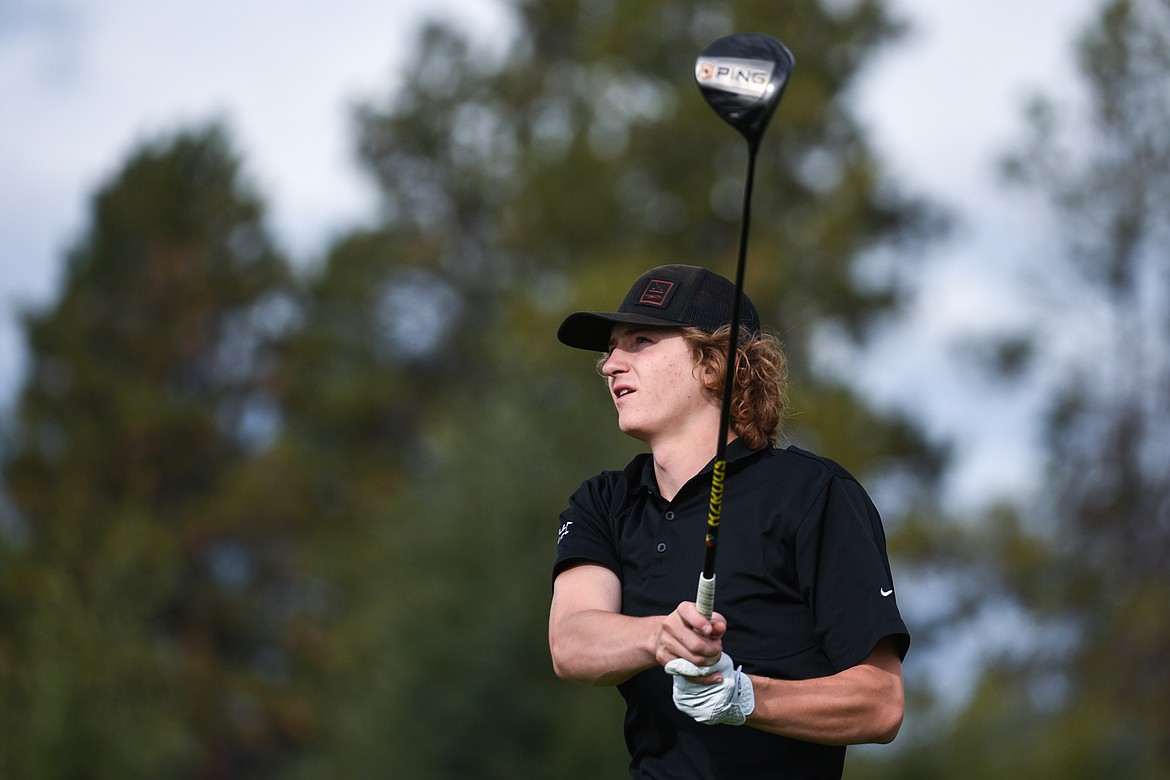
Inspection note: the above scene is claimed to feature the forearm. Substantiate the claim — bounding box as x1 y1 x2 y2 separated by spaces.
549 564 726 686
746 642 905 745
549 608 661 686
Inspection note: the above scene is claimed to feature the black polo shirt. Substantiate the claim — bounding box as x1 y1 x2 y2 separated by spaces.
554 440 910 780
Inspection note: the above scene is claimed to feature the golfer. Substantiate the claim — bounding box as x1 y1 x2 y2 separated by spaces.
549 264 910 779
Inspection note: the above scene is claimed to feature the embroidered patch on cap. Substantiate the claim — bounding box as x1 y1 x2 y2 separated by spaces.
637 278 677 308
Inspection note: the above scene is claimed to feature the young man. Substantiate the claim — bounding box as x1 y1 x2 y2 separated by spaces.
549 264 910 779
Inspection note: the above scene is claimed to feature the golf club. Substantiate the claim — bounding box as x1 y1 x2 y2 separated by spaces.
693 33 794 618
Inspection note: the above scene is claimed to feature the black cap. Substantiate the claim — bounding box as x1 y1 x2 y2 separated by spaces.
557 264 761 352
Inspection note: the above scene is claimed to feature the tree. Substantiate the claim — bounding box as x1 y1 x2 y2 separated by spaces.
0 2 953 776
867 1 1170 776
291 1 947 776
0 125 311 778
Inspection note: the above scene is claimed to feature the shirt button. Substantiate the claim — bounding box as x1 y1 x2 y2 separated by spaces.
656 543 667 553
665 511 675 521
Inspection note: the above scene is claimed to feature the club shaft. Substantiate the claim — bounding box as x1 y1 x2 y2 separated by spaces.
698 142 758 617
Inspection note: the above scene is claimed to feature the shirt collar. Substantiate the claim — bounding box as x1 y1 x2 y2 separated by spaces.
631 438 769 496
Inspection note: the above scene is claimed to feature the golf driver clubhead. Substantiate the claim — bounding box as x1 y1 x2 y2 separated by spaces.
695 33 794 150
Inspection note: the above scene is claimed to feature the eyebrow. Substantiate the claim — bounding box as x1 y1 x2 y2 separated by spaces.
607 325 665 350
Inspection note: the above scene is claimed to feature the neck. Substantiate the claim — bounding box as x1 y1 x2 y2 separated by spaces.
648 425 734 502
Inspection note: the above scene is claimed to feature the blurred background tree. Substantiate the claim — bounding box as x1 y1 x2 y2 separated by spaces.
290 1 946 777
0 126 308 776
32 0 1170 777
864 0 1170 777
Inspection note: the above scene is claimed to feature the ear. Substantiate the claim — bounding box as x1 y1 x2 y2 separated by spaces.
694 361 719 391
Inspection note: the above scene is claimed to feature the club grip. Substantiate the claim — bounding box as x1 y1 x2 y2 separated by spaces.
695 572 715 619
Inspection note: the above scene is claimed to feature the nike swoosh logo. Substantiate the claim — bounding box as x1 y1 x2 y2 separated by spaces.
880 588 893 597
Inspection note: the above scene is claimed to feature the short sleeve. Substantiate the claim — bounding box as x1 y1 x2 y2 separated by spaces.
553 473 623 584
794 475 910 670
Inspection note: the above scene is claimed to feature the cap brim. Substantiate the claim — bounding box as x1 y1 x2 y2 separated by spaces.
557 311 685 352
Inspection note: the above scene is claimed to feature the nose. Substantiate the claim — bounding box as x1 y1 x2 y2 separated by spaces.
601 347 628 377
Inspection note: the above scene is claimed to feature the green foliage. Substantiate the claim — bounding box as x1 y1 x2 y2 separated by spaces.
0 125 306 777
0 1 950 777
880 1 1170 776
294 1 945 775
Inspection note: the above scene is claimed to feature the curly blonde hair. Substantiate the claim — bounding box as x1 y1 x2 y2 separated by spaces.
682 326 789 449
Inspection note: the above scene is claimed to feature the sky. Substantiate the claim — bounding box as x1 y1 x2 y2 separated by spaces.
1 0 1098 509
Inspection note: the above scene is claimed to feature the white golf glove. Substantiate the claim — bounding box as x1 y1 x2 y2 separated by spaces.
664 652 755 726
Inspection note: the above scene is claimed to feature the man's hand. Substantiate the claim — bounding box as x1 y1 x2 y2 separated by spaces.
664 652 755 726
653 602 726 670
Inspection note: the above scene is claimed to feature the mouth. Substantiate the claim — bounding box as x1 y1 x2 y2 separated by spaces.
613 387 634 400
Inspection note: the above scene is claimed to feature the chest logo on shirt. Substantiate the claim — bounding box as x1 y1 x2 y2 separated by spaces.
557 521 573 544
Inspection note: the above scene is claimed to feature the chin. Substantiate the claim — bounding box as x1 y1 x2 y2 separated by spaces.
616 418 651 442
